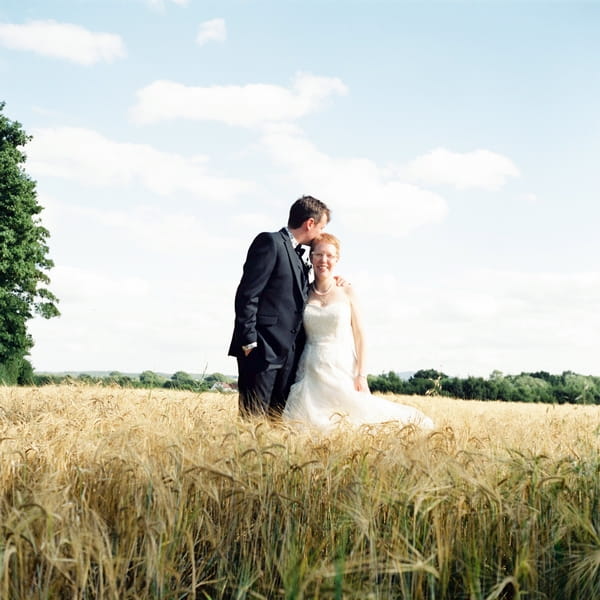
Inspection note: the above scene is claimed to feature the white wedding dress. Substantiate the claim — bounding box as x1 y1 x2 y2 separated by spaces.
283 300 434 431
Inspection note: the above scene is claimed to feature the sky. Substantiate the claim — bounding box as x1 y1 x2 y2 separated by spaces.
1 0 599 379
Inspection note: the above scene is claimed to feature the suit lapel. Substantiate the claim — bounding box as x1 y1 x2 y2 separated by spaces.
279 229 307 296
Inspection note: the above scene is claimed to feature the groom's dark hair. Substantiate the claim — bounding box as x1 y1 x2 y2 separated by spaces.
288 195 330 229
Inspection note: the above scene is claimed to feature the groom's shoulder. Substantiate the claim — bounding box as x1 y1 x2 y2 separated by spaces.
248 229 287 252
252 229 286 243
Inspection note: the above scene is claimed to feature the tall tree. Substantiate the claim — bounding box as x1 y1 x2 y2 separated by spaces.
0 102 59 384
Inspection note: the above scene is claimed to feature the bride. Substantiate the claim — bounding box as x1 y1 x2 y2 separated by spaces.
283 233 434 431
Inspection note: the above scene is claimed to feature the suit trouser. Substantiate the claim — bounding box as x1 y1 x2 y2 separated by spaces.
237 343 299 417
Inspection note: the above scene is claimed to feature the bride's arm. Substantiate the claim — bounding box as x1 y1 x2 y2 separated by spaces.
347 287 369 393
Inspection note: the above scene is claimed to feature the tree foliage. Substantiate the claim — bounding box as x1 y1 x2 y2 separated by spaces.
139 370 167 388
368 369 600 405
0 102 59 383
164 371 199 391
31 370 236 392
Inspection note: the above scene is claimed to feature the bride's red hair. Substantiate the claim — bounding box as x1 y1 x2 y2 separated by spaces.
311 233 340 256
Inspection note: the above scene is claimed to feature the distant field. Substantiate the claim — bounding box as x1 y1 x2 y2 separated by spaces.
1 385 599 599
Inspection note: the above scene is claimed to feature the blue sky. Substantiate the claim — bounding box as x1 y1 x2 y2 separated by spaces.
1 0 599 378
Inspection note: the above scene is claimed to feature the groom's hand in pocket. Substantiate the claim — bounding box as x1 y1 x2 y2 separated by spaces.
242 343 257 357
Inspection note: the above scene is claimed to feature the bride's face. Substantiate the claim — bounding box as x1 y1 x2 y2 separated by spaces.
311 242 338 278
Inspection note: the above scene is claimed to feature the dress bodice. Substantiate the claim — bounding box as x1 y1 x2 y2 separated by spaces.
303 301 353 346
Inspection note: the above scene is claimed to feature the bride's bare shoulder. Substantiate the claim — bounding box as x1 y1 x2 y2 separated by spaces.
341 283 358 302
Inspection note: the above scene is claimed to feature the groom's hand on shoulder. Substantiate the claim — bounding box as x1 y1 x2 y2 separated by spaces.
334 275 351 287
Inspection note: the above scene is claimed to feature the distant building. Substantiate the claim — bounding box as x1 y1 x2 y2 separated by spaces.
210 381 237 393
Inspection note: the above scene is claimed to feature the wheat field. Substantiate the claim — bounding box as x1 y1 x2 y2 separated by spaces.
1 384 599 599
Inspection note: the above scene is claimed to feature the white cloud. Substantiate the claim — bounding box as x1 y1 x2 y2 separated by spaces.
401 147 519 190
0 20 126 65
358 268 600 377
521 192 539 204
196 18 226 46
67 204 240 255
27 127 253 201
28 265 237 375
130 72 348 126
259 124 448 236
144 0 189 9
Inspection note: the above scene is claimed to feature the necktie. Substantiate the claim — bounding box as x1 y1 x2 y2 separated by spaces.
295 245 306 259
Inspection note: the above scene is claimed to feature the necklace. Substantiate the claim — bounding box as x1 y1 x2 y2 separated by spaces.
312 280 334 296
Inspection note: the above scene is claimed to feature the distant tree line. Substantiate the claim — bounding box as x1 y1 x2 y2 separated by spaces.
368 369 600 405
23 367 600 405
31 370 236 392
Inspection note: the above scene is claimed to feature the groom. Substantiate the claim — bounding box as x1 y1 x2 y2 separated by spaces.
228 195 330 417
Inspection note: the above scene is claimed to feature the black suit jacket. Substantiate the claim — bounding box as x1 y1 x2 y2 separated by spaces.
228 228 309 368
